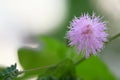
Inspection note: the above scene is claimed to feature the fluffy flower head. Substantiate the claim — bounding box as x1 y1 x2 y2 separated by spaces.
67 13 108 58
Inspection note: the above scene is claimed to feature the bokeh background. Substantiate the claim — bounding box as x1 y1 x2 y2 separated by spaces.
0 0 120 80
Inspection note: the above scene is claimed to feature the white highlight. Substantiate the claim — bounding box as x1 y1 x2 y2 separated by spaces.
0 0 67 69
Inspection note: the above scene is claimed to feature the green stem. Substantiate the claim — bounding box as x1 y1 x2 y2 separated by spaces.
106 33 120 44
18 64 55 74
75 57 86 65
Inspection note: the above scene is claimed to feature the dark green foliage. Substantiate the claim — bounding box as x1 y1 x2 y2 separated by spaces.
0 64 19 80
37 59 76 80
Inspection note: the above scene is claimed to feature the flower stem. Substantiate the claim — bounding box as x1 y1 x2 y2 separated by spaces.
75 57 86 65
18 64 56 74
106 33 120 44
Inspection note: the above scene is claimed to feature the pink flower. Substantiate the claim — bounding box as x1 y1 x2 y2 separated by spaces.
66 13 108 58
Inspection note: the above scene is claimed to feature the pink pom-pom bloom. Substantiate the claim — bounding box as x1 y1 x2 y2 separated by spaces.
67 14 108 58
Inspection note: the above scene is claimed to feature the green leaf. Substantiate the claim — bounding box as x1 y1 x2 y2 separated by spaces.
76 56 116 80
37 58 76 80
18 36 116 80
18 36 68 78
